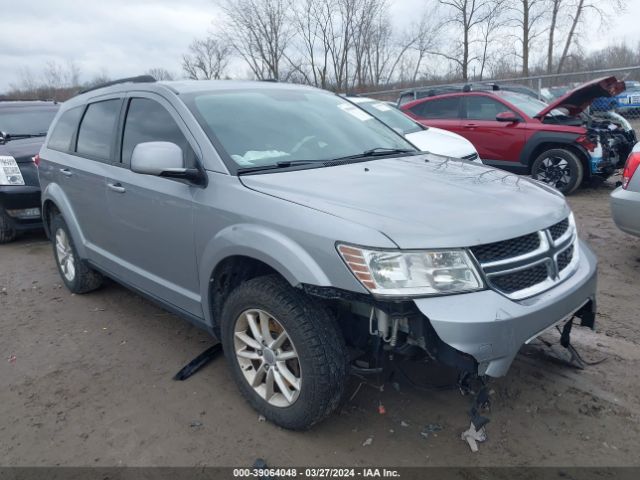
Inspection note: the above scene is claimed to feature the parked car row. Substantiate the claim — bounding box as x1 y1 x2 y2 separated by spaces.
398 77 636 195
0 75 637 432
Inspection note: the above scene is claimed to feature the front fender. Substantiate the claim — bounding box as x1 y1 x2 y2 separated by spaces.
199 223 344 324
41 182 87 259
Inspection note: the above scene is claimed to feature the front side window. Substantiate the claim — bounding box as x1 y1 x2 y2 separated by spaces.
185 88 414 170
409 97 460 119
121 98 195 167
465 96 515 120
76 99 121 160
48 107 82 152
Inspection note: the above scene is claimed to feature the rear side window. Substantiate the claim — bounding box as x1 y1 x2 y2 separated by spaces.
76 99 121 160
409 97 460 119
48 107 82 152
121 98 195 167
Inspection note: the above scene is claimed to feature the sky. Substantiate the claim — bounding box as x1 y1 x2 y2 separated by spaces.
1 0 639 93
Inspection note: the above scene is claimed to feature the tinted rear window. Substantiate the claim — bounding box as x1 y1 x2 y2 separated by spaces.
409 97 460 119
76 100 121 160
0 106 58 136
48 107 83 152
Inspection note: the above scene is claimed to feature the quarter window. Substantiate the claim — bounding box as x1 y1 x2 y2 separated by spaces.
409 97 460 119
121 98 195 167
48 107 82 152
76 100 121 160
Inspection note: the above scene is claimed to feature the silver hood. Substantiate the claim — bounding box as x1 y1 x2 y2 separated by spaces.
240 154 570 249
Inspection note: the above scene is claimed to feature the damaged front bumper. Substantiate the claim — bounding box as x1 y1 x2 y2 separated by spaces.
413 239 598 377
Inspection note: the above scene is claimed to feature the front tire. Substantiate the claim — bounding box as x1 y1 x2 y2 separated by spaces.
50 214 103 293
221 275 349 430
0 210 17 244
531 148 584 195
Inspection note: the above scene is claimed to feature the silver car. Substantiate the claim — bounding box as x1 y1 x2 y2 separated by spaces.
611 143 640 237
38 78 598 430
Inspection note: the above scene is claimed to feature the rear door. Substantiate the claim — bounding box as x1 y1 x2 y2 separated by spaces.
101 93 202 316
403 96 463 136
460 94 527 165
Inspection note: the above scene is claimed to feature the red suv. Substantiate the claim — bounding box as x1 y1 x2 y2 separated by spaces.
401 77 636 194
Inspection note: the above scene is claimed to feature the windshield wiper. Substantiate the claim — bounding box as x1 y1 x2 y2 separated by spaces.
237 160 319 175
328 147 417 162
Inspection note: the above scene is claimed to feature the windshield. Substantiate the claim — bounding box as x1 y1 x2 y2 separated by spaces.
186 88 415 170
354 100 422 135
0 106 59 135
498 92 564 117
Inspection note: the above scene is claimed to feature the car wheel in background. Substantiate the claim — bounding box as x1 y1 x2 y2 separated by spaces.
221 274 349 430
50 214 103 293
0 210 17 244
531 148 584 195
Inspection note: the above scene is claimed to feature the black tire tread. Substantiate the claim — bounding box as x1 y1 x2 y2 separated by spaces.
50 214 103 294
221 274 348 430
0 211 17 244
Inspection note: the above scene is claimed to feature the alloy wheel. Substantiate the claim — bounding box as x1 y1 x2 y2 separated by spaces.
55 228 76 282
233 309 302 407
534 156 571 189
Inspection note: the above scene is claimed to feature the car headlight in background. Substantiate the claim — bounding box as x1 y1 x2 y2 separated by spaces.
337 244 483 296
0 156 25 186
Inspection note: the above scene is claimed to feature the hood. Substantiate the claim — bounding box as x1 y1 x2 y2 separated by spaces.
405 127 478 160
240 154 569 249
537 76 626 118
0 137 45 162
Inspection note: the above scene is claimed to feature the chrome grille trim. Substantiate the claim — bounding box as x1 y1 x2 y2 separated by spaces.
469 215 578 300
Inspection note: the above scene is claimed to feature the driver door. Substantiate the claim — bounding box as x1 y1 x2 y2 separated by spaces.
101 93 202 317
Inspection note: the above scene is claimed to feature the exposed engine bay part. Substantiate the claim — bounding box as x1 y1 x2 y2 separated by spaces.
585 113 637 177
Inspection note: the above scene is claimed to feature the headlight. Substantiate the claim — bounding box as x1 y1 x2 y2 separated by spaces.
337 244 484 296
0 156 25 186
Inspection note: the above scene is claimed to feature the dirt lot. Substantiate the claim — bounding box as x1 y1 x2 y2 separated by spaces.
1 179 639 468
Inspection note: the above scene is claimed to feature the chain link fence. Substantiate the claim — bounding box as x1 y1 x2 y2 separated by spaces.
361 65 640 130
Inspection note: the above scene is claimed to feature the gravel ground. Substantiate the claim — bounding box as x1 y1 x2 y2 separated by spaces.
1 179 639 467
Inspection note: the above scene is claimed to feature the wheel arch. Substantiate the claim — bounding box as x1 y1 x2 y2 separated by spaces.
40 183 88 258
520 132 591 178
199 224 336 334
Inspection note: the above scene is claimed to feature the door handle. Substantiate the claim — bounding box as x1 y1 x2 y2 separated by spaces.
463 123 478 129
60 168 73 177
107 182 126 193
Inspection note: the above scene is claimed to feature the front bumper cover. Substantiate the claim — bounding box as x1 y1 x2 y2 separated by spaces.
0 185 43 231
413 239 598 377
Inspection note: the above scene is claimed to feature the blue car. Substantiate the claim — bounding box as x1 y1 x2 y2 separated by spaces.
592 80 640 113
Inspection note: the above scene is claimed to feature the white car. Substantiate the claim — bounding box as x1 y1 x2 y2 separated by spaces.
348 96 482 163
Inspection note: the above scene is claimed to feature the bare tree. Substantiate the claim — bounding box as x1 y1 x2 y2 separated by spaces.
218 0 293 80
182 36 231 80
146 67 175 81
437 0 497 81
555 0 626 73
477 0 508 79
508 0 546 76
546 0 562 73
398 12 443 83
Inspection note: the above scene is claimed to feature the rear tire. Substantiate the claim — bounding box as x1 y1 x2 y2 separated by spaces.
220 274 349 430
50 214 103 293
0 210 17 244
531 148 584 195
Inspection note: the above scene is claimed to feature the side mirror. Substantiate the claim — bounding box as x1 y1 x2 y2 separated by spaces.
496 111 520 123
131 141 184 175
131 141 204 184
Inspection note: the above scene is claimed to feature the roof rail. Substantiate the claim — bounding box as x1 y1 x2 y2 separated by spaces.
79 75 156 95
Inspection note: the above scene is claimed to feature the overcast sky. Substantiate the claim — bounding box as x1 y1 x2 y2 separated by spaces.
1 0 639 93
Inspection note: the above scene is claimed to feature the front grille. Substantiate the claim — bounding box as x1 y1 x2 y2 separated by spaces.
470 232 540 264
557 245 574 271
490 263 549 294
549 218 569 241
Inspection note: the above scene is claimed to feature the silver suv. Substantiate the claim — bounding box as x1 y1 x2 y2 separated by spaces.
38 77 598 430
